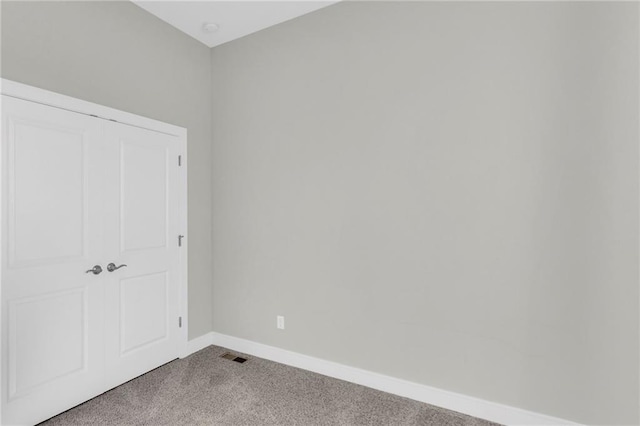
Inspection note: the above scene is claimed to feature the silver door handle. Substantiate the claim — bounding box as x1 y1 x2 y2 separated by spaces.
107 263 127 272
85 265 103 275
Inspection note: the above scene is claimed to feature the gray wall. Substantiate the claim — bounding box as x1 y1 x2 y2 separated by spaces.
210 2 639 424
2 1 638 424
1 1 213 339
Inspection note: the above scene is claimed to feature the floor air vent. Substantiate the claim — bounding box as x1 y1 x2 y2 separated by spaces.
220 352 248 364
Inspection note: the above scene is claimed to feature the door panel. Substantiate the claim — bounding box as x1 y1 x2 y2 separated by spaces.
9 288 86 398
120 142 168 252
2 96 105 426
120 272 168 355
8 120 87 266
103 122 180 389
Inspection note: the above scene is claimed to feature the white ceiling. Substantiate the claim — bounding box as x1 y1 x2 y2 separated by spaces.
133 1 339 48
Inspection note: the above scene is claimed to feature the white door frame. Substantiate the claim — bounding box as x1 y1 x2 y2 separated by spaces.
0 79 189 422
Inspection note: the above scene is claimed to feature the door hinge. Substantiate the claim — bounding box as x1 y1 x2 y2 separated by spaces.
178 235 184 247
179 316 182 328
178 155 182 166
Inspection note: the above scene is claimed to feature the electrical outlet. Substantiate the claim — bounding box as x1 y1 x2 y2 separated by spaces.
277 315 285 330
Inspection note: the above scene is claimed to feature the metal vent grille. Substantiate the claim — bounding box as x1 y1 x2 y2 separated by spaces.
220 352 248 363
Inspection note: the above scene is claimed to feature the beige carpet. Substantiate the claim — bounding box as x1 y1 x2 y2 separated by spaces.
41 345 500 425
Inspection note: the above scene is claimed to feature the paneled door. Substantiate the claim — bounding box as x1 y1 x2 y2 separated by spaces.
1 96 107 426
1 89 185 426
102 121 181 389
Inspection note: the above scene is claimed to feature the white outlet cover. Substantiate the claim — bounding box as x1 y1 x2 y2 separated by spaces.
277 316 285 329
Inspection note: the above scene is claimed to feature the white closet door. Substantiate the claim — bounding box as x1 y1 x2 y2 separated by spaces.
2 93 184 425
1 96 107 426
102 121 181 389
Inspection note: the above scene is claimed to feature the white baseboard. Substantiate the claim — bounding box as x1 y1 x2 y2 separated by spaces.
181 332 215 358
185 331 581 426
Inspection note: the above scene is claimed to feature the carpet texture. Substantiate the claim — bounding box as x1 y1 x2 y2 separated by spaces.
41 345 500 426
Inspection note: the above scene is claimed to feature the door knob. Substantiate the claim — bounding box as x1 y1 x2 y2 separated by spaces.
107 263 127 272
85 265 103 275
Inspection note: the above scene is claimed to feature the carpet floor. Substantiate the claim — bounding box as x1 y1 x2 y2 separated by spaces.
41 345 500 426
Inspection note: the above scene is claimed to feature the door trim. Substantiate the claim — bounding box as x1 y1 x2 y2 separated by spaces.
0 79 189 418
0 79 186 137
